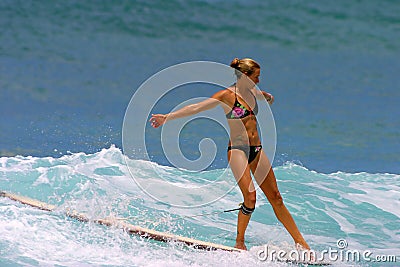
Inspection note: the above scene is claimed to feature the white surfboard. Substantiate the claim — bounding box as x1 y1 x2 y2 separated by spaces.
0 191 241 252
1 190 333 264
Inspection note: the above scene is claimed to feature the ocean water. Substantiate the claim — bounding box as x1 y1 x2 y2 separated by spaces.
1 1 399 266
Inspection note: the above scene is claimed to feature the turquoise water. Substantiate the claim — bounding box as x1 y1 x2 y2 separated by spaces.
1 0 399 266
1 147 399 266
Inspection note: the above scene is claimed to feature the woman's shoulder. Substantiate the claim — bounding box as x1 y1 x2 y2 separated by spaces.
212 86 235 99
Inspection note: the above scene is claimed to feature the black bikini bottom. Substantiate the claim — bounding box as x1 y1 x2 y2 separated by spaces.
227 145 262 163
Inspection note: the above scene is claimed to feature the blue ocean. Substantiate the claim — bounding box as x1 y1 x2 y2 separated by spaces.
1 1 399 266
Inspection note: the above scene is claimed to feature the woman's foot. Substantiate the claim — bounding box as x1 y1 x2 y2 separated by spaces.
234 241 248 250
296 243 315 262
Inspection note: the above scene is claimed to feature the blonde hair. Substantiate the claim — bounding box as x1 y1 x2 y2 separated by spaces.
230 58 260 77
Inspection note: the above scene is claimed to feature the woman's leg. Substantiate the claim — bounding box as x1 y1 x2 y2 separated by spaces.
228 149 256 250
250 151 310 250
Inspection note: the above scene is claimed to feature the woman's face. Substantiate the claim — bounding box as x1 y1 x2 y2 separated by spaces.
241 68 260 87
248 68 260 84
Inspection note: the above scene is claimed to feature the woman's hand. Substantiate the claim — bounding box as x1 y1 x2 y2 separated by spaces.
150 114 167 128
265 92 274 104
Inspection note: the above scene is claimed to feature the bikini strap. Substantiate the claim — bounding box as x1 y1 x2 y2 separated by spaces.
234 84 238 101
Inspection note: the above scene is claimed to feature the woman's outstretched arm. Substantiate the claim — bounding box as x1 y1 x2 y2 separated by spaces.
150 90 226 128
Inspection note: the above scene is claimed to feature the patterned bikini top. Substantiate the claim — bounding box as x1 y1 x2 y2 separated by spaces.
225 87 258 119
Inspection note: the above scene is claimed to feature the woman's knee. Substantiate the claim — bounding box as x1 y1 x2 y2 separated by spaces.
268 190 283 206
244 191 257 207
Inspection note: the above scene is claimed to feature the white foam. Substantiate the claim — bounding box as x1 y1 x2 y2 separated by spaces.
1 152 399 266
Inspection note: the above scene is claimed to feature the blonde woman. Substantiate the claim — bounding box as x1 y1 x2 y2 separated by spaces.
150 58 310 251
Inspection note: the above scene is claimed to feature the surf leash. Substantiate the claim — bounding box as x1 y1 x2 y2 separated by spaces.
114 204 243 224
